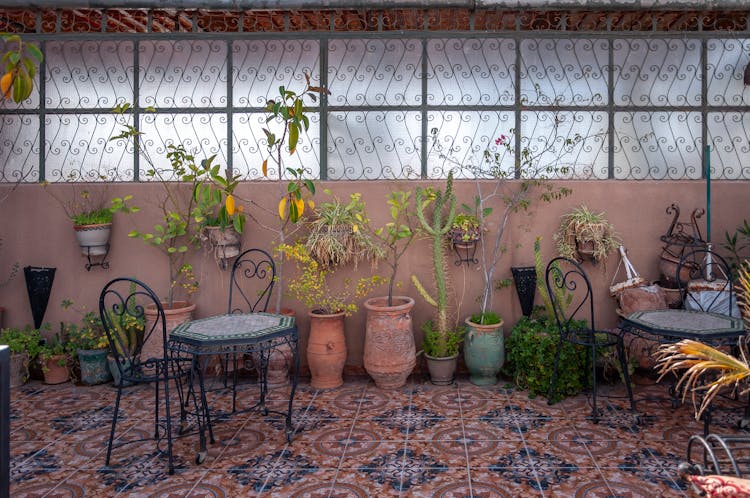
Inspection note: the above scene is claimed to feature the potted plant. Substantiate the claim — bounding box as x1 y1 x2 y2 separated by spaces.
62 303 111 385
362 190 418 389
305 191 381 269
0 325 42 387
411 171 465 385
430 128 573 385
277 242 383 389
555 205 620 264
38 332 72 385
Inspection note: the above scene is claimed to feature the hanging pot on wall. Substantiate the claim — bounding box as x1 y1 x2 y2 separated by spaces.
74 223 112 256
511 266 537 317
24 266 56 329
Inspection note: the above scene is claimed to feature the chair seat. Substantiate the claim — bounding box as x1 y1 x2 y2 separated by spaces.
566 328 621 348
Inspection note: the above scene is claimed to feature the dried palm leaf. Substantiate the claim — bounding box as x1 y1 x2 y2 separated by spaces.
655 339 750 421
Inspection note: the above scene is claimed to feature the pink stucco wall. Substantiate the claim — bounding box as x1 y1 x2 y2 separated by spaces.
0 179 745 373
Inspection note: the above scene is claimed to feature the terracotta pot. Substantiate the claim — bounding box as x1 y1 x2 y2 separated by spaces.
143 301 195 360
42 355 69 385
464 317 505 386
74 223 112 256
659 253 698 289
258 307 295 388
654 281 683 309
363 296 416 390
307 310 346 389
9 352 29 388
425 352 458 385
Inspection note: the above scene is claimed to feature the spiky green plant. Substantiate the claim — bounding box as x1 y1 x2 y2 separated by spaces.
411 171 457 357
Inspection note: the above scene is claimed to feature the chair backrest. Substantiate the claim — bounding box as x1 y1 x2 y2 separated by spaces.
676 247 736 316
99 277 167 376
545 257 596 336
228 248 276 314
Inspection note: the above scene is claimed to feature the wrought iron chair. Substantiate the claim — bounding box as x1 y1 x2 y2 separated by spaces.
546 257 636 423
100 277 194 475
225 248 298 414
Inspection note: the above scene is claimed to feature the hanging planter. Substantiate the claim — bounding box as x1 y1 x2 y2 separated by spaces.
555 206 620 265
511 266 536 317
204 226 242 269
24 266 56 329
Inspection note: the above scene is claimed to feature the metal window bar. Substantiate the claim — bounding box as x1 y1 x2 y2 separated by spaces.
1 10 750 181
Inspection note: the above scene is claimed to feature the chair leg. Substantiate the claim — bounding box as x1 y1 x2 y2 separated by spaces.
232 351 238 413
105 385 122 466
163 370 175 475
547 336 564 405
153 378 160 440
616 337 636 412
590 343 599 424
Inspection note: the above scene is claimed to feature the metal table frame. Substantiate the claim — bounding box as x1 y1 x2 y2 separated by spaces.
168 313 299 464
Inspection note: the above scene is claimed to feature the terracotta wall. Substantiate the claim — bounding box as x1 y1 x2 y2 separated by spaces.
0 180 745 373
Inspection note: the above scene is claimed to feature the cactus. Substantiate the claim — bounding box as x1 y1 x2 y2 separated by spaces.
412 171 457 357
535 236 569 320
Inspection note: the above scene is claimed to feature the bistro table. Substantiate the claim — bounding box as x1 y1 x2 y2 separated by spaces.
168 312 298 464
621 308 746 434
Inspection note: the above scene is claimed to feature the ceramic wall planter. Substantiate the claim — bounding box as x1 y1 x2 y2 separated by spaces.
363 296 416 390
78 348 112 385
204 226 242 269
307 310 346 389
42 355 69 385
9 352 29 388
425 352 458 385
143 301 195 360
74 223 112 256
463 317 505 386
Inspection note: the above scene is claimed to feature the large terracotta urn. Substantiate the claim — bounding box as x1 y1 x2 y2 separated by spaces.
363 296 416 390
143 301 195 360
307 310 346 389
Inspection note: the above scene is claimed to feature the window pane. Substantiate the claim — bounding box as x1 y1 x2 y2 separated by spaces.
0 115 39 182
427 38 515 106
328 111 421 180
329 39 422 106
708 112 750 180
613 112 702 179
45 114 133 182
232 39 320 108
139 40 227 108
45 40 134 109
707 38 750 106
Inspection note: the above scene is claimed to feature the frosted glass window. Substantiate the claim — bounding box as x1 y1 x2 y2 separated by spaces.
707 39 750 106
0 115 40 183
707 112 750 180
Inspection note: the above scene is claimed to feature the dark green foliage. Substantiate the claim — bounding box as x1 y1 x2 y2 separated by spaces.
422 320 463 358
469 311 502 325
505 312 587 403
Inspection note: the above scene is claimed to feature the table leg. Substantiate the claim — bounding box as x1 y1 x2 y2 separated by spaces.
286 335 300 443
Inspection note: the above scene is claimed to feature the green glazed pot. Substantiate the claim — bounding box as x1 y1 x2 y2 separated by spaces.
78 348 112 386
463 317 505 386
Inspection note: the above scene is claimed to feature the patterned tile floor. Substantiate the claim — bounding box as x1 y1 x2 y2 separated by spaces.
9 372 749 497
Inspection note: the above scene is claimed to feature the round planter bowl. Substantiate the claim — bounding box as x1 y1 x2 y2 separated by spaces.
74 223 112 256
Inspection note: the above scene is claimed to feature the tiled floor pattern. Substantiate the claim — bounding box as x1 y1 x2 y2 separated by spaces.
9 374 747 497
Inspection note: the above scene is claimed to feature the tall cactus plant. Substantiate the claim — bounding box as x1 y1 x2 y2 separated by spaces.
411 171 458 357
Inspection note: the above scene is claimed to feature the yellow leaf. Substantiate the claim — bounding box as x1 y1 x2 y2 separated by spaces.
352 224 358 233
295 197 305 218
262 159 268 177
225 194 235 216
278 196 287 220
307 199 315 210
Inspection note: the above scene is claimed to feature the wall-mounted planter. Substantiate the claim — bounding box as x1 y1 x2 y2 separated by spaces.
74 223 111 270
204 226 241 269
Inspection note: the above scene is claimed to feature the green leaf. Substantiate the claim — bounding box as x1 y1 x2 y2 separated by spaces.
26 43 43 62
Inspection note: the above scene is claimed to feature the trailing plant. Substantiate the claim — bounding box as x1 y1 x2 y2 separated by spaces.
722 219 750 277
421 320 463 358
64 311 108 351
43 175 121 226
430 128 573 323
554 205 619 264
305 190 381 268
277 242 384 316
38 332 72 371
370 190 418 306
411 171 458 357
449 212 482 243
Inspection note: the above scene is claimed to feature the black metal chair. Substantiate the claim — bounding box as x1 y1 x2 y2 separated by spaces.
546 257 636 423
677 247 737 317
100 277 195 475
225 248 298 415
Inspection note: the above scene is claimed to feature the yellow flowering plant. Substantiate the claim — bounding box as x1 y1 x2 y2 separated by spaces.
277 242 384 316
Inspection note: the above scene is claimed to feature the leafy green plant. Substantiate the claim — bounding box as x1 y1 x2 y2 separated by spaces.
38 333 72 371
505 312 587 402
370 190 418 306
449 212 482 243
412 171 459 356
305 191 381 268
277 242 384 316
64 312 108 351
554 205 619 264
0 325 42 358
44 179 123 226
1 33 43 103
470 311 502 325
722 219 750 276
421 320 463 358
